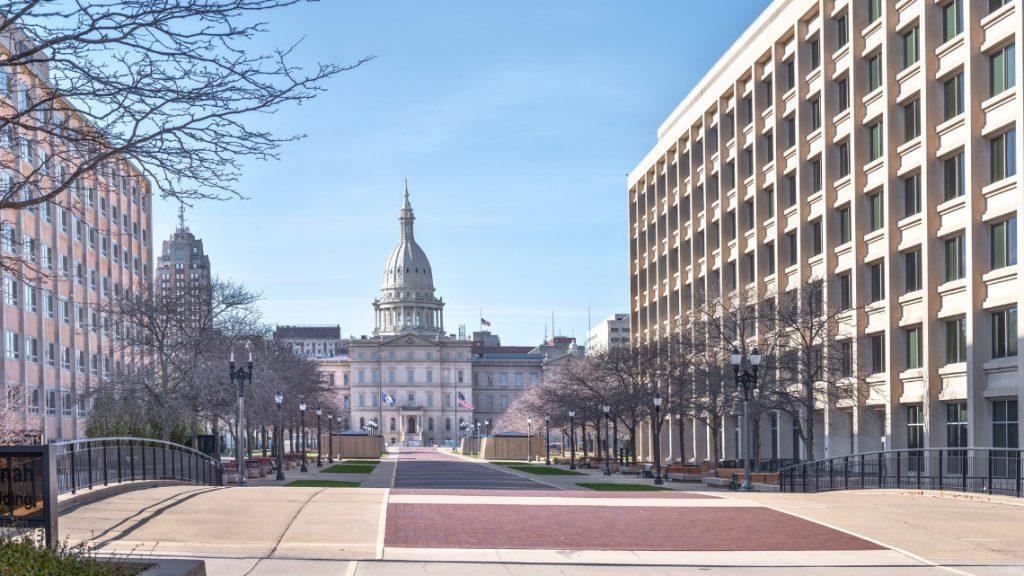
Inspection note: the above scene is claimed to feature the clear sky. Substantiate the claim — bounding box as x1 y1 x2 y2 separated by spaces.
152 0 771 345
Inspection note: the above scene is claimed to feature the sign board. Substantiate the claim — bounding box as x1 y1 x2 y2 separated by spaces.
0 445 58 547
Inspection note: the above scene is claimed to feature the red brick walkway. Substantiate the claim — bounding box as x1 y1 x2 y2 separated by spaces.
384 503 883 551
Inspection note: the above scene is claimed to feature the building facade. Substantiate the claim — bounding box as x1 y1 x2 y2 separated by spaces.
311 186 571 445
629 0 1022 463
273 325 347 358
586 313 630 352
156 207 211 295
0 52 153 441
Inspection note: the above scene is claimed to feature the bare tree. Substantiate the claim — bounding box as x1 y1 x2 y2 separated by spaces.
0 383 25 444
0 1 371 215
765 279 864 460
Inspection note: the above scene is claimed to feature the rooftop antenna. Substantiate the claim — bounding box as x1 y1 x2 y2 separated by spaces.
177 203 186 232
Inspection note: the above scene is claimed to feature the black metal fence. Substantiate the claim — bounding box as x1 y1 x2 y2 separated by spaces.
779 448 1023 497
718 458 802 473
52 437 223 496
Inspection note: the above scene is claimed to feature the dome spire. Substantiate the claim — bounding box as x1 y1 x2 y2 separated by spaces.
400 179 414 239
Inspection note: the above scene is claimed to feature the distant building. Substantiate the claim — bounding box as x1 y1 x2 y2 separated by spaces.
156 207 211 296
471 330 501 348
586 314 630 353
273 325 347 358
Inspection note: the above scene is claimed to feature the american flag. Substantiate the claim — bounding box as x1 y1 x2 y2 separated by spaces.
480 317 491 327
456 391 474 410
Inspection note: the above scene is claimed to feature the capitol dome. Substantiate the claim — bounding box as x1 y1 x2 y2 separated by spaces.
373 183 445 337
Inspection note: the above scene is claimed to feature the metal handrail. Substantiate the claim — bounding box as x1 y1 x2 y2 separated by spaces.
51 436 224 496
779 447 1023 498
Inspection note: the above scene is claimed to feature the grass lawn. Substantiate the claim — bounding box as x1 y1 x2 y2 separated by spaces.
285 480 361 488
321 464 376 474
576 482 673 491
507 465 584 476
489 461 528 465
342 459 380 465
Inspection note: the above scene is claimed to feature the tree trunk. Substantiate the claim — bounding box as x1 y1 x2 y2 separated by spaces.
596 421 603 460
676 414 686 465
612 418 620 463
803 400 815 460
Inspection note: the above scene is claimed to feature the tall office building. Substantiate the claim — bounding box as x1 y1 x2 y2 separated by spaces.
586 313 630 353
157 207 211 295
0 53 153 441
628 0 1021 462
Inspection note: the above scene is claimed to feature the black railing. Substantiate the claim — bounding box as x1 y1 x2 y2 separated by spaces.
52 437 223 496
717 458 802 472
779 448 1023 497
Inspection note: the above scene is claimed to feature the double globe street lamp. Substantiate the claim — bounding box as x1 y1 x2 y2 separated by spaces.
730 346 762 491
526 417 533 462
229 349 254 487
652 394 663 485
327 413 334 464
274 390 285 482
298 402 308 473
568 410 577 470
602 404 612 476
315 407 323 468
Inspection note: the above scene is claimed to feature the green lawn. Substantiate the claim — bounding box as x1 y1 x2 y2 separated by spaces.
321 464 376 474
576 482 673 491
489 461 528 465
285 480 361 488
342 459 380 464
507 465 584 476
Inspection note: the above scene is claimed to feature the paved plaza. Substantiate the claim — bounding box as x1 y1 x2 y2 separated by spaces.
60 448 1024 575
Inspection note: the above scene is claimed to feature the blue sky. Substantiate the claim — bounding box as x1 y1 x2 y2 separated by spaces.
153 0 770 345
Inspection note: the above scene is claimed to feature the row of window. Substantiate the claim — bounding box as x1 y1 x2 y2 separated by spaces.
906 398 1017 452
4 329 117 374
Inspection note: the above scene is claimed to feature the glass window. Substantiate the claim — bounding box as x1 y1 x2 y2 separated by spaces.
870 262 885 302
811 220 823 255
784 59 795 91
907 405 924 449
991 217 1017 269
838 140 850 177
903 99 920 142
993 400 1019 449
868 53 882 91
906 326 922 369
905 249 922 292
944 151 965 200
869 121 883 161
870 333 886 373
944 234 965 282
837 13 848 48
837 76 849 111
903 27 919 69
942 0 963 43
990 0 1012 12
810 98 821 131
809 38 820 70
992 307 1018 358
904 173 921 216
867 0 882 23
990 44 1016 96
946 317 967 363
839 273 852 311
764 188 774 218
869 191 884 231
838 206 851 243
811 158 822 192
990 129 1018 182
947 403 968 448
943 73 964 120
787 232 797 265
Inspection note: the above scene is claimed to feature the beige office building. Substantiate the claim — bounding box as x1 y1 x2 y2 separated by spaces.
629 0 1021 463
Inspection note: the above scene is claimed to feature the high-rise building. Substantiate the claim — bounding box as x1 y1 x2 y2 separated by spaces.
0 57 154 441
628 0 1021 462
156 207 211 295
586 313 630 353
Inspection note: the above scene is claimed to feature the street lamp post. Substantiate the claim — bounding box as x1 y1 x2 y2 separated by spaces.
229 349 254 487
730 346 762 492
602 404 611 476
474 421 481 455
299 402 308 473
568 410 577 470
274 391 285 481
527 417 533 462
544 415 551 465
327 413 334 464
315 407 323 468
652 394 663 485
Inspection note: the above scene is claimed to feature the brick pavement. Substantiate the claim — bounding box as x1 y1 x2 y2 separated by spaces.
393 447 553 490
384 503 883 551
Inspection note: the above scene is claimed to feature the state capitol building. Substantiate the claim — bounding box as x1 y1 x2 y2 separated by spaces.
292 185 582 445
